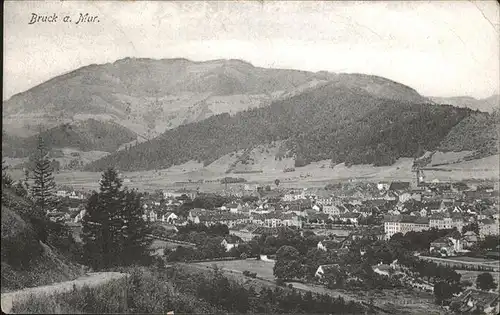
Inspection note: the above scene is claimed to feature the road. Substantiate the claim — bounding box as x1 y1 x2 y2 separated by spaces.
1 272 128 314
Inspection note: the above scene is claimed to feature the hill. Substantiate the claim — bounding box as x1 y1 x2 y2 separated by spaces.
2 58 426 139
429 94 499 113
438 111 499 158
1 187 85 292
2 119 137 158
85 82 473 172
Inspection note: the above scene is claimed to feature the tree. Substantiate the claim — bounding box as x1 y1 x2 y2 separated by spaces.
120 190 152 265
274 179 280 187
434 281 453 305
30 136 58 216
476 273 496 291
2 160 13 187
273 245 301 280
82 168 151 269
82 192 104 269
14 181 28 198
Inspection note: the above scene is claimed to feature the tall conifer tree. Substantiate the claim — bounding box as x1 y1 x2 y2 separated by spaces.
120 190 151 265
30 136 57 217
82 168 151 269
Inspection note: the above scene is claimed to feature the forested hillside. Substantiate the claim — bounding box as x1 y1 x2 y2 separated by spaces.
85 83 473 172
439 111 499 157
2 119 137 158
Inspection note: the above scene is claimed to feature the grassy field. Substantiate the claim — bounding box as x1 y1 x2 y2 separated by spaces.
7 153 499 193
189 259 442 315
457 270 500 286
195 259 275 281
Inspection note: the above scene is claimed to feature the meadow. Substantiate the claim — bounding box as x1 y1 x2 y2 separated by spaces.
7 153 499 193
195 259 275 281
187 259 441 315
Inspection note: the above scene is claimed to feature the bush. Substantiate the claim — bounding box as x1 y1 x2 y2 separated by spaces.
1 229 44 270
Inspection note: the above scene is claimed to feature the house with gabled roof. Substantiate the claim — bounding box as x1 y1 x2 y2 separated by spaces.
221 235 243 252
430 236 462 256
161 211 178 224
314 264 341 279
462 231 479 249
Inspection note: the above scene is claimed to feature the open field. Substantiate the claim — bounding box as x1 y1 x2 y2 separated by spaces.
195 259 275 281
450 257 500 264
7 153 499 193
420 256 500 271
188 259 443 314
457 270 500 286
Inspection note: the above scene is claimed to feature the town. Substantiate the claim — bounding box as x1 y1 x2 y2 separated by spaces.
45 171 500 314
3 1 499 313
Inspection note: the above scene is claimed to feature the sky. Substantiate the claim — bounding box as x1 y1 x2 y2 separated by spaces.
3 0 500 100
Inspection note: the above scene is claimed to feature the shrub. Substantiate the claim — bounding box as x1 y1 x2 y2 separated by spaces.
1 229 44 270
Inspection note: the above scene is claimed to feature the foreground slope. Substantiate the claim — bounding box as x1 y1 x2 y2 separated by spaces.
1 188 84 292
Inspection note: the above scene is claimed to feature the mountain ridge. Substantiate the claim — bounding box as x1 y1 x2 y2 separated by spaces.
429 94 499 113
3 57 427 139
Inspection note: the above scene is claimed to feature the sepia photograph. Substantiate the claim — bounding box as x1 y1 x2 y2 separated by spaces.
2 0 499 314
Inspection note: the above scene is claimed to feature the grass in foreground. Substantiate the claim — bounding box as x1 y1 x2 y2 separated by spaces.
11 264 367 314
11 266 222 314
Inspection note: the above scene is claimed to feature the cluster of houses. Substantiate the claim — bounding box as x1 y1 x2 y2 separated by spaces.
56 189 87 200
137 181 498 246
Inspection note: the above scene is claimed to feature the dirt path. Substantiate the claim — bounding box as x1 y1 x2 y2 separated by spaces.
1 272 128 314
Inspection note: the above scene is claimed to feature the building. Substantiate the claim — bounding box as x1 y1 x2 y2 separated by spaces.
383 215 430 239
261 213 302 228
161 212 178 224
462 231 479 249
317 238 348 253
429 236 462 256
315 264 340 279
377 182 390 191
323 204 344 216
68 191 85 200
221 235 243 252
73 209 86 223
56 190 69 198
339 212 361 225
429 214 453 229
